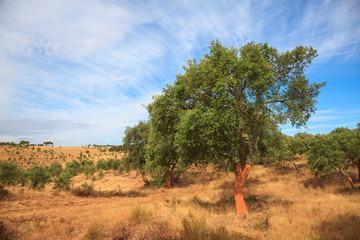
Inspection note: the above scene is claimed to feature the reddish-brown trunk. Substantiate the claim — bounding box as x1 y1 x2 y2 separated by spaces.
264 159 268 167
227 165 230 172
348 177 355 188
165 171 171 188
234 162 251 214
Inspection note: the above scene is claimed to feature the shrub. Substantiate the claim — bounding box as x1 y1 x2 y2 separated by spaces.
82 222 103 240
252 211 272 231
53 172 72 190
98 170 105 179
180 214 237 240
128 206 152 226
0 161 19 185
28 165 50 189
84 165 96 179
96 159 109 171
49 162 63 179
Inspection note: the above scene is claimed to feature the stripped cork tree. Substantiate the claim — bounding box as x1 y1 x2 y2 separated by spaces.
171 40 325 214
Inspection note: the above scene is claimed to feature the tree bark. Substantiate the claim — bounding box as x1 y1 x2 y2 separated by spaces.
358 163 360 181
348 177 355 188
341 168 355 188
234 162 251 214
165 171 172 188
292 161 301 174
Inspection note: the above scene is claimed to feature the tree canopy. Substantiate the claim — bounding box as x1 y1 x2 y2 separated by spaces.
151 40 325 213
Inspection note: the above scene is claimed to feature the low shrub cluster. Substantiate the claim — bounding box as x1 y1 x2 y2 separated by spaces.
71 183 146 198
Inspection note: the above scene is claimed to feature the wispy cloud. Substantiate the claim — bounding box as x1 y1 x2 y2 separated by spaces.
0 0 359 145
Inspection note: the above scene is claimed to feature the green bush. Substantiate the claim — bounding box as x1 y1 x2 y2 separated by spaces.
49 162 63 179
0 161 19 185
53 172 72 190
28 165 50 189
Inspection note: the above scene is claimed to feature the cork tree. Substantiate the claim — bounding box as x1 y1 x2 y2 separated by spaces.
170 40 325 214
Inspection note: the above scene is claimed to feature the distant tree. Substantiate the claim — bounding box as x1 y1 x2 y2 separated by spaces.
307 128 357 187
84 165 96 179
65 160 81 177
122 121 150 173
43 141 54 147
53 172 72 190
19 140 30 147
146 86 187 188
96 159 109 172
49 162 63 179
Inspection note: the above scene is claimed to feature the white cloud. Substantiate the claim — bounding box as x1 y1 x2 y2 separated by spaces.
0 0 359 145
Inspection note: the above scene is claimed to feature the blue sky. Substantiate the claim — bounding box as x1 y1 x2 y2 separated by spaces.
0 0 359 146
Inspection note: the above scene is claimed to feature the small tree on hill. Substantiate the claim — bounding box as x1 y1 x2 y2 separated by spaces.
122 121 150 173
49 162 63 180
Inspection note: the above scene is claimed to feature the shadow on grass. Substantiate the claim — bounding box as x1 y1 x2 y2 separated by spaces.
302 176 326 189
189 194 293 214
312 213 360 240
336 186 360 195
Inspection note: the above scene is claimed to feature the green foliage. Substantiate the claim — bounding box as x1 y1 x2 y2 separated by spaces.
0 161 19 185
65 160 81 177
96 159 109 171
49 162 63 178
28 165 50 189
308 134 345 177
153 40 324 174
107 158 121 171
122 121 150 171
308 124 360 180
53 172 72 190
98 169 104 179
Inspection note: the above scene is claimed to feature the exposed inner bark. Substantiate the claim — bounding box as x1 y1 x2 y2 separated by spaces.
234 162 251 214
348 177 355 188
165 171 172 188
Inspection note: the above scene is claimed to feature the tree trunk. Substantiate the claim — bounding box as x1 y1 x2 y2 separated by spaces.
234 162 251 214
292 161 301 174
358 163 360 181
165 171 172 188
264 159 268 167
341 168 355 188
348 177 355 188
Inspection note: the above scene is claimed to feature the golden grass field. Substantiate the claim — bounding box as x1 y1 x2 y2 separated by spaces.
0 146 359 239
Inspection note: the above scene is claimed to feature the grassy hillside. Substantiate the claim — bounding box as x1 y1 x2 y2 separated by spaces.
0 147 359 239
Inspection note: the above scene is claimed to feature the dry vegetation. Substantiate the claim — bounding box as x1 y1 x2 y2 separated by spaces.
1 146 360 239
0 146 122 169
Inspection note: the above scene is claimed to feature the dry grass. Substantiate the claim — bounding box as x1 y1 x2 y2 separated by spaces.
0 148 359 239
0 146 123 168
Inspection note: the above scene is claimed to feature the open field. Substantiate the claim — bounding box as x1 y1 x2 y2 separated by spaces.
0 147 360 239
